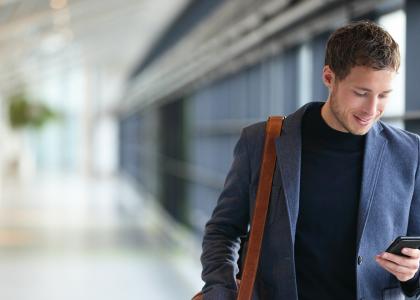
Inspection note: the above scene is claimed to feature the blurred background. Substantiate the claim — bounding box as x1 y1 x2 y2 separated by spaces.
0 0 418 299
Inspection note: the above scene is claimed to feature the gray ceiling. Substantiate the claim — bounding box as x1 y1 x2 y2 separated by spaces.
0 0 189 97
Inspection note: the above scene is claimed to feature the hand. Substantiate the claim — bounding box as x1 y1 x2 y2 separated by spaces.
375 248 420 282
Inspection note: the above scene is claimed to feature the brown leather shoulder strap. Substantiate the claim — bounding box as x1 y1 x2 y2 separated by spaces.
237 116 284 300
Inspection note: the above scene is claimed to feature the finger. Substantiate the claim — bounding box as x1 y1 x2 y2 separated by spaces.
376 256 415 274
381 262 406 277
376 258 416 281
380 252 420 270
401 248 420 259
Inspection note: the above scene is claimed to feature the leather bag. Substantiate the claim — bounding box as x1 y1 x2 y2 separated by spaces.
192 116 284 300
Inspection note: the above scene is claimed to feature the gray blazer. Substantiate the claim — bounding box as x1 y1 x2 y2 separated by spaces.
200 102 420 300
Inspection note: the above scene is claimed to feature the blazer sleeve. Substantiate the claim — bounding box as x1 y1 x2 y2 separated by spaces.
200 128 252 300
400 134 420 298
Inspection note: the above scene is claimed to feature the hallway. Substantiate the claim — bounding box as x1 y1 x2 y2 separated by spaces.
0 174 203 300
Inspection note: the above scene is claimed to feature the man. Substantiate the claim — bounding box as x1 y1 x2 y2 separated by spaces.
199 21 420 299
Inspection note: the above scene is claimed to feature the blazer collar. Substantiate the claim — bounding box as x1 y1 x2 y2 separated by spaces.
274 102 317 242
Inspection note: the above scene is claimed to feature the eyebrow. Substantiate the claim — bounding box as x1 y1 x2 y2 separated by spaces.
354 86 393 93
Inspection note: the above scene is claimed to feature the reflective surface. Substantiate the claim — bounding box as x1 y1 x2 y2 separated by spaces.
0 174 203 300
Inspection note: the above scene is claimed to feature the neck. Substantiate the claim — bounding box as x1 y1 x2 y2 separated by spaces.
320 99 348 133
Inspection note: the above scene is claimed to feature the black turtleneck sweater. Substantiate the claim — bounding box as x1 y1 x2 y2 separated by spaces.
295 102 365 300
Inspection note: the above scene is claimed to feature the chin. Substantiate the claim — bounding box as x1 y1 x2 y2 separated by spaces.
350 126 371 135
353 130 369 136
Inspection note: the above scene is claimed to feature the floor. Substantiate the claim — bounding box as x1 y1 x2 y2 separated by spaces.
0 173 203 300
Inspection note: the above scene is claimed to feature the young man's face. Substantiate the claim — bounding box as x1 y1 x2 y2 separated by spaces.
321 65 396 135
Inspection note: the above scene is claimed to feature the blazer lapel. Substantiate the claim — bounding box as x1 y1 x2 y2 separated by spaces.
356 122 387 251
275 103 312 244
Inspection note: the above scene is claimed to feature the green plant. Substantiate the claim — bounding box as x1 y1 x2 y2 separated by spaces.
7 93 58 129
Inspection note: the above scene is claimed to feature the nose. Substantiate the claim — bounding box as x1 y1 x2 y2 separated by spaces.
362 96 379 117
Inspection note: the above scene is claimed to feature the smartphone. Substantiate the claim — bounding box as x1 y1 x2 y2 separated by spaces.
385 236 420 256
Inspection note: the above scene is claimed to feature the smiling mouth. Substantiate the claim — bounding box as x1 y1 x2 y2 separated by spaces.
354 115 372 125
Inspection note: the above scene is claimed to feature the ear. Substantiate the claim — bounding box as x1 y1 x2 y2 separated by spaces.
322 65 335 89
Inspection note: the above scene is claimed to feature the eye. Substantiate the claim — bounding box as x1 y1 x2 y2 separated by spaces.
379 94 388 99
354 91 367 97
